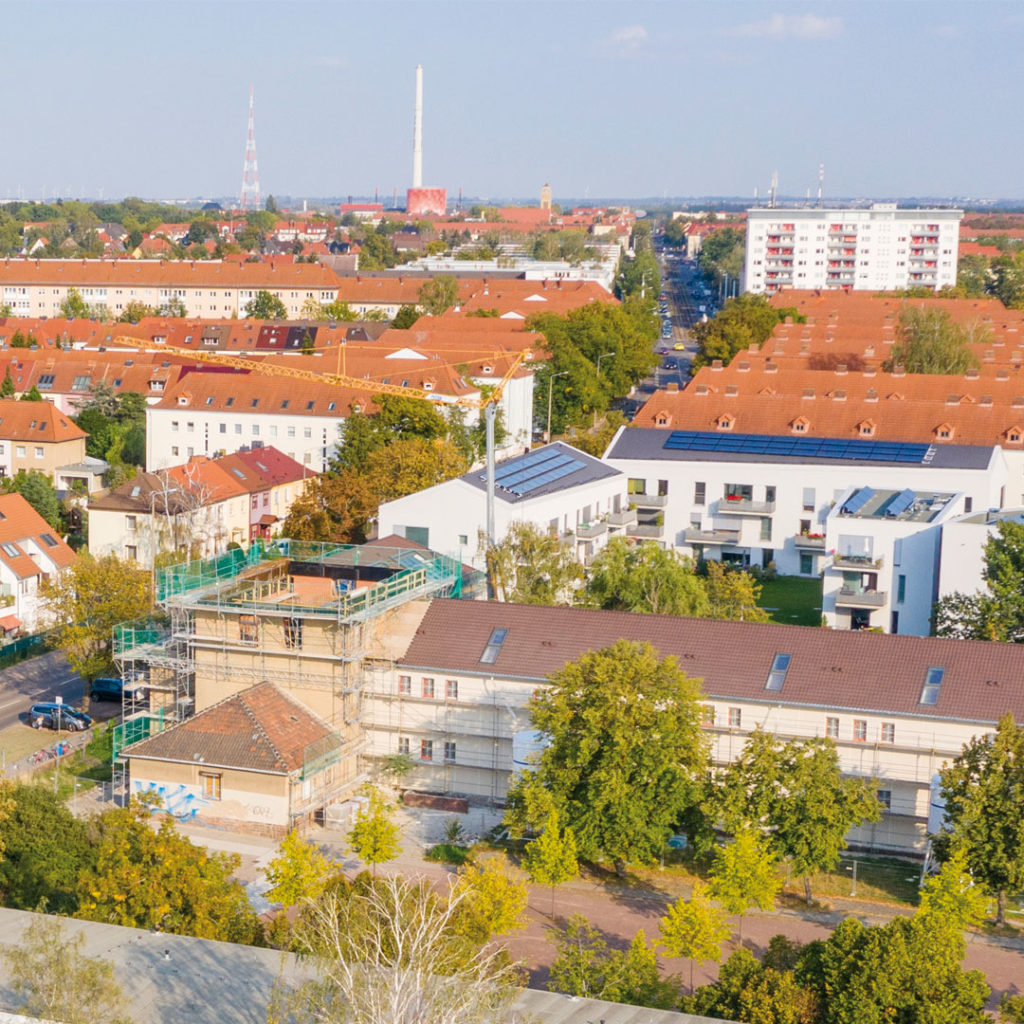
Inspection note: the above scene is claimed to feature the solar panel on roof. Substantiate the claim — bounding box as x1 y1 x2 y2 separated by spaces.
662 431 932 464
509 458 583 496
841 487 875 515
493 447 563 483
885 488 917 517
497 453 578 491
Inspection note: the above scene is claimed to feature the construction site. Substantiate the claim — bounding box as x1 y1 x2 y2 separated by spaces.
109 538 466 832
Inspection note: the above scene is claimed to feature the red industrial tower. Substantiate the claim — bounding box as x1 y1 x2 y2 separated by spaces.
239 86 261 211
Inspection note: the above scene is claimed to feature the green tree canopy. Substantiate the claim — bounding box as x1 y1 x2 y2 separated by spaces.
885 305 985 374
392 304 420 329
3 470 62 530
418 275 460 315
265 828 336 909
709 829 780 944
935 711 1024 924
506 640 708 874
521 808 579 914
485 522 582 605
452 857 528 943
348 788 401 874
244 289 287 319
691 292 799 371
658 881 730 993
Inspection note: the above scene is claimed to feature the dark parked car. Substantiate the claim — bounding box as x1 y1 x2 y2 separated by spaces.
29 702 92 731
90 676 146 702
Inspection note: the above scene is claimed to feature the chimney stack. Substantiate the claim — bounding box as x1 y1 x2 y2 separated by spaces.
412 65 423 189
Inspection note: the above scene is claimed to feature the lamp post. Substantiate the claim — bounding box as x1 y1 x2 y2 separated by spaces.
594 352 615 427
545 370 568 443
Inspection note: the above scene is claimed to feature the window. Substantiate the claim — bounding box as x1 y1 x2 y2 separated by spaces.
398 737 410 756
724 483 753 502
252 425 260 436
765 653 791 691
627 478 646 495
881 722 895 744
287 426 296 438
200 773 222 801
759 517 772 541
458 534 468 546
826 716 839 738
420 739 433 761
304 427 312 438
765 486 776 504
853 719 867 742
15 446 24 458
239 614 259 645
446 679 459 700
0 542 18 557
40 532 58 547
919 666 944 705
234 424 242 435
398 674 412 695
800 552 813 575
444 741 456 763
284 617 303 649
125 544 137 560
877 789 892 811
897 574 906 603
728 707 742 729
33 446 43 459
480 627 509 664
694 481 706 505
701 704 715 726
422 677 435 699
71 375 90 391
219 423 227 433
171 446 179 457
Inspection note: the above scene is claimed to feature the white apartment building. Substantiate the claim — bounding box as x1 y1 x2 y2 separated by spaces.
937 506 1024 601
821 486 968 635
743 205 962 294
377 442 630 569
0 259 341 319
365 597 1024 856
602 427 1008 578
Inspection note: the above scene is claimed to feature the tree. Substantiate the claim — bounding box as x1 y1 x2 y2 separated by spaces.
658 881 730 993
935 712 1024 925
691 292 797 371
41 553 152 681
333 407 385 472
709 829 780 945
117 300 156 322
885 305 984 375
521 808 579 914
506 640 708 875
582 537 709 616
59 287 91 319
0 783 95 914
703 560 771 622
3 470 62 530
244 289 287 319
375 393 448 442
272 874 521 1024
348 788 401 874
418 274 460 315
392 304 419 329
0 366 14 397
76 801 263 943
265 828 336 909
1 915 131 1024
453 857 528 942
265 194 279 213
547 915 680 1009
918 848 991 932
363 437 468 506
157 295 187 317
19 383 43 401
280 471 375 544
485 521 582 605
719 731 881 904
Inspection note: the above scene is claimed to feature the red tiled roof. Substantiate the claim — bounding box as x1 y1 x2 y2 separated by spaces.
0 400 86 443
0 492 76 577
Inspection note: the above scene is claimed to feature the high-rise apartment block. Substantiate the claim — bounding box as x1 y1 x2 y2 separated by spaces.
743 204 962 294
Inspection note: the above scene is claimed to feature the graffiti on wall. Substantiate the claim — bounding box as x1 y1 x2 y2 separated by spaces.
133 782 209 821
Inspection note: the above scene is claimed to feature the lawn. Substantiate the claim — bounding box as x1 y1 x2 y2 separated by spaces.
758 575 822 627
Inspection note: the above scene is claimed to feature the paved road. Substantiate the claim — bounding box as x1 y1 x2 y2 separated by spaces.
0 650 85 731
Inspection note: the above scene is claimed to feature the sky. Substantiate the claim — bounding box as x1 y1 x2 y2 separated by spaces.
3 0 1023 204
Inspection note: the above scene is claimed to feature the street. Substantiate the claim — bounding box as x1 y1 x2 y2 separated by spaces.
0 650 86 732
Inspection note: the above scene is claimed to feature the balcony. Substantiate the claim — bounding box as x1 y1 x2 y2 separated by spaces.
717 497 776 515
628 522 665 540
684 527 741 546
607 508 637 527
631 493 668 508
832 553 882 570
836 587 887 608
576 520 608 540
794 533 826 550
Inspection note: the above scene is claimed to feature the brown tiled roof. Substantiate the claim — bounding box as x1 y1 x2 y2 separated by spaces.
125 681 335 774
400 599 1024 726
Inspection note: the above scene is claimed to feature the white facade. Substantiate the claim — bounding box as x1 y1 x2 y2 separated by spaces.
821 487 968 635
377 442 629 570
937 507 1024 600
603 428 1008 580
743 205 962 294
146 406 340 472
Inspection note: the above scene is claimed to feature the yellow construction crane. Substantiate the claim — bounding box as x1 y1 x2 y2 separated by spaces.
107 335 529 546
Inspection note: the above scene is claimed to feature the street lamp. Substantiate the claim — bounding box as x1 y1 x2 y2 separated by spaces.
594 352 615 427
545 371 569 443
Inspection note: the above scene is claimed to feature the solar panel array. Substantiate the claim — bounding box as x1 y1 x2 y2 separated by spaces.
885 488 917 518
484 448 584 497
662 431 933 464
841 487 875 515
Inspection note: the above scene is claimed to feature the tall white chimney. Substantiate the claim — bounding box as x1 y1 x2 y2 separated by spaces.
412 64 423 189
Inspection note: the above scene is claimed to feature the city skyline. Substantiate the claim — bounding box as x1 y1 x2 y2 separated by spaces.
3 1 1023 204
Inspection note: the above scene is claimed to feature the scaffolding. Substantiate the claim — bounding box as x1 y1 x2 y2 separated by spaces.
110 540 462 804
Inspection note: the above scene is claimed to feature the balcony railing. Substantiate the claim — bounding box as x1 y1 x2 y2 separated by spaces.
684 527 741 545
628 523 665 539
717 498 776 515
794 533 826 549
576 521 607 540
836 587 888 608
832 553 883 570
630 493 668 508
607 508 637 527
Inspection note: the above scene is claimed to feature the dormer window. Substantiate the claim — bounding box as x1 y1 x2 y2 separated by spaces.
654 413 670 426
791 417 809 434
935 422 954 440
858 420 876 437
716 415 734 431
1006 426 1023 444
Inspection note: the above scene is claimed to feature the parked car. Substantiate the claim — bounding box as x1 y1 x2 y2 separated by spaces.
90 676 146 702
29 702 92 731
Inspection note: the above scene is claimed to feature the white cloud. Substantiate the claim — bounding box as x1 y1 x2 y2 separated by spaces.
604 24 649 57
733 13 842 40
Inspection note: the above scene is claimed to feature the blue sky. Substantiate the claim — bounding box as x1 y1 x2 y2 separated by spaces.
4 1 1022 203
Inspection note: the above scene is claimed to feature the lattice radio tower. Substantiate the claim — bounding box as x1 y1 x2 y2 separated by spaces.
239 86 261 210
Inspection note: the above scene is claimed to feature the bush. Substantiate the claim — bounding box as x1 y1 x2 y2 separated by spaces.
424 843 471 866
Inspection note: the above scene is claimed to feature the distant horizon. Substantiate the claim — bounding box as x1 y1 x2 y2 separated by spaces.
3 2 1023 201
